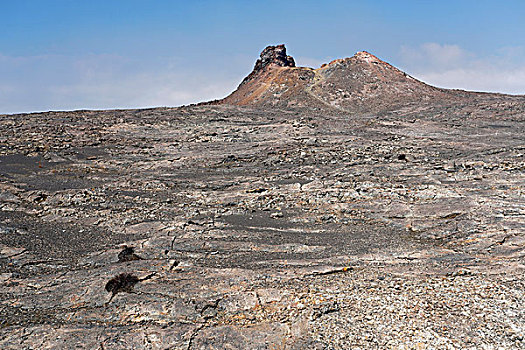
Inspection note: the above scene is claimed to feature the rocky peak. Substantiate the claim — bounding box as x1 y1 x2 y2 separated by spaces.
321 51 384 69
255 44 296 70
238 44 296 86
218 44 447 111
353 51 382 63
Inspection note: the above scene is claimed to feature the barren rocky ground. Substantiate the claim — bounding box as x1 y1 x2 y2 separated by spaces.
0 100 524 348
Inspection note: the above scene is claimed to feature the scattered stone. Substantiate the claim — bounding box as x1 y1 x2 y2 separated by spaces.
246 188 268 193
105 273 139 303
117 245 142 262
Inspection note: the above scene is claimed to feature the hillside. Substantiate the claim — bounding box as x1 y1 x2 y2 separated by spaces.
1 45 524 349
215 44 519 113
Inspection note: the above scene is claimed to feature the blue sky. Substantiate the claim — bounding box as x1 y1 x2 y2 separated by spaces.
1 0 525 114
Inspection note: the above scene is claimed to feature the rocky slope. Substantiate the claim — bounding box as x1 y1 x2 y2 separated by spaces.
0 46 524 349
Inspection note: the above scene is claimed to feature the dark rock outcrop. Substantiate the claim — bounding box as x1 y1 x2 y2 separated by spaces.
105 273 139 303
240 44 296 86
253 44 295 70
117 245 142 262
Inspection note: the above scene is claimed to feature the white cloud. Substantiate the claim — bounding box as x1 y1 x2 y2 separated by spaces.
398 43 525 95
400 43 470 69
416 66 525 95
0 53 243 114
